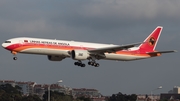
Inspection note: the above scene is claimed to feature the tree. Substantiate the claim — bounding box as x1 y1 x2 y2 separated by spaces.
108 92 137 101
0 84 23 101
76 96 92 101
0 84 43 101
43 91 74 101
21 95 42 101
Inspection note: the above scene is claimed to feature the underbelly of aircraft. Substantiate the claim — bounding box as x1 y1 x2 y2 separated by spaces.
19 48 149 61
20 48 70 56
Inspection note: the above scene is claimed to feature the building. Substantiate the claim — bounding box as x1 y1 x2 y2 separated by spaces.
160 94 180 100
16 81 36 95
136 94 160 101
0 80 36 95
43 84 72 95
0 80 16 87
168 86 180 94
33 83 72 99
34 84 45 98
160 86 180 100
72 88 101 98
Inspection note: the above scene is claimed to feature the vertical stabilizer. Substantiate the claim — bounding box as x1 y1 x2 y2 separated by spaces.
138 26 163 52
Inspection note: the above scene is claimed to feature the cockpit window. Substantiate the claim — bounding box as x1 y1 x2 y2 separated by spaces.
5 41 11 43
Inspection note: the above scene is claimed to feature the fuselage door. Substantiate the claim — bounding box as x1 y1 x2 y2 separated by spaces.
19 40 24 46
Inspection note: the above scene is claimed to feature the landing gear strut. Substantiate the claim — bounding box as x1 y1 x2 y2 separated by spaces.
88 58 100 67
74 61 86 67
11 51 18 60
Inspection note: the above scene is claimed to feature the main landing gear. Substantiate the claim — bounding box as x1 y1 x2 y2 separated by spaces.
88 61 99 67
88 58 100 67
74 60 100 67
74 61 86 67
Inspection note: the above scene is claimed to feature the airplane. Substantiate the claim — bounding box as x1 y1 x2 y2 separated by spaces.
2 26 176 67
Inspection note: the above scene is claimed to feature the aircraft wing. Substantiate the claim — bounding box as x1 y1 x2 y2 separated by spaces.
88 42 142 53
147 50 177 54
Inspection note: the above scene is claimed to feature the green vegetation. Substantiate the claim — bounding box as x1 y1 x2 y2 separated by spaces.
108 92 137 101
0 84 139 101
0 84 92 101
0 84 41 101
76 96 92 101
43 91 92 101
43 91 74 101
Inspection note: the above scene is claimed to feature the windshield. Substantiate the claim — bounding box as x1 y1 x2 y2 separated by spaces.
5 41 11 43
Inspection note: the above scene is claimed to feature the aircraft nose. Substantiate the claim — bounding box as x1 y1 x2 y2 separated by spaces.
2 43 6 48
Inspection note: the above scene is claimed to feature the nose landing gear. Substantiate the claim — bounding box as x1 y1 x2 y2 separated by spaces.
11 51 17 60
13 57 17 60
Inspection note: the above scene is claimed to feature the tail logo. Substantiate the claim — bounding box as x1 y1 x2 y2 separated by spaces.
149 37 156 46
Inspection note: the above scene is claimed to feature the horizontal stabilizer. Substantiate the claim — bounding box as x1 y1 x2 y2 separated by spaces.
147 50 177 54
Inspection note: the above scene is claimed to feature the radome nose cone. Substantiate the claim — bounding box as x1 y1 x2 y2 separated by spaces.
2 43 5 48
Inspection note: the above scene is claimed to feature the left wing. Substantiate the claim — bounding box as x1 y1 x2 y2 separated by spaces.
88 42 142 53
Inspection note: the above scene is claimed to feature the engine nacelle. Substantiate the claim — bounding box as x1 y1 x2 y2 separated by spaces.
71 50 90 60
47 55 65 61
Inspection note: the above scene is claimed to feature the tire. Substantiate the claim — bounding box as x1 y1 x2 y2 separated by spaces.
81 64 85 67
13 57 17 60
95 63 99 67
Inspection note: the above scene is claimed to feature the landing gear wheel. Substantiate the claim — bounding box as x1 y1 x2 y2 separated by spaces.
13 57 17 60
81 64 86 67
95 63 99 67
77 63 82 66
88 61 95 66
93 63 97 66
74 62 78 65
88 59 100 67
88 62 91 65
74 61 86 67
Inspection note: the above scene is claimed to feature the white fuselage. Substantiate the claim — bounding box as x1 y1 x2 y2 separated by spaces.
2 37 150 61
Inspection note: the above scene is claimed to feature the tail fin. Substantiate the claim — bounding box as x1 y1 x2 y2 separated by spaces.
138 26 163 52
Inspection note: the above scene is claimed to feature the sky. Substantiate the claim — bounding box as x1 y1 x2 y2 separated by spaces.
0 0 179 96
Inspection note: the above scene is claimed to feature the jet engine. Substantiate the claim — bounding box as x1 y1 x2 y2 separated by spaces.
71 50 90 60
